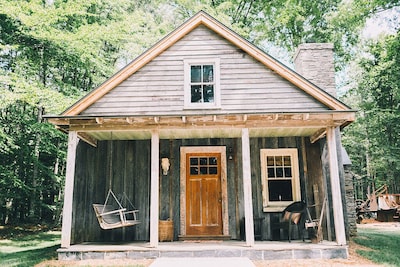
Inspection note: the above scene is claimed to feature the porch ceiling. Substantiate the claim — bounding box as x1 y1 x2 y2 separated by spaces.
47 112 355 146
84 127 321 140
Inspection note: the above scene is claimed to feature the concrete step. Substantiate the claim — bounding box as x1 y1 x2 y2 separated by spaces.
150 257 255 267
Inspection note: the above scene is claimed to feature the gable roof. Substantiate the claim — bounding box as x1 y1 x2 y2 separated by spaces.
62 11 350 116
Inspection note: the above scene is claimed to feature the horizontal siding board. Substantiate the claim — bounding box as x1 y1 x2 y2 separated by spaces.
106 90 182 97
223 93 322 102
90 101 184 109
82 25 329 116
83 105 325 116
117 80 183 87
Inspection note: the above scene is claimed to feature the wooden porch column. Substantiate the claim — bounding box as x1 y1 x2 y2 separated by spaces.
326 127 346 245
149 130 160 247
61 131 78 248
241 128 255 246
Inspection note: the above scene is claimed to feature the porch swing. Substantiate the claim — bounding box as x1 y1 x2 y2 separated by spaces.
92 133 140 230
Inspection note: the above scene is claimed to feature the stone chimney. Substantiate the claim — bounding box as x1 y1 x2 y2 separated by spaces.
293 43 336 97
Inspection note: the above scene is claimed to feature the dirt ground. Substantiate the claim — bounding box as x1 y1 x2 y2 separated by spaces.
36 221 400 267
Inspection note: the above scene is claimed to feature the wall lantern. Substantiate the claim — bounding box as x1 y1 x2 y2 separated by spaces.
161 158 170 175
228 147 233 160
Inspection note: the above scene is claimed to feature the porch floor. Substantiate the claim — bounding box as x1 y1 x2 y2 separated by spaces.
58 240 348 261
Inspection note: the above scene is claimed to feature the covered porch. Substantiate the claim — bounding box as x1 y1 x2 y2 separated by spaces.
48 111 354 258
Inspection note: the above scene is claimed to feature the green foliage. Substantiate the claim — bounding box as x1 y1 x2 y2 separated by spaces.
0 101 66 224
354 227 400 266
206 0 341 51
342 30 400 193
0 0 178 225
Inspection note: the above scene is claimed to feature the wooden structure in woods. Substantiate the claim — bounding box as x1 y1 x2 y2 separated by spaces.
46 11 355 251
355 184 400 222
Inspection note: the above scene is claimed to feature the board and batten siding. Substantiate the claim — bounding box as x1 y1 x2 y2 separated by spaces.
70 136 327 243
71 140 150 244
81 26 329 116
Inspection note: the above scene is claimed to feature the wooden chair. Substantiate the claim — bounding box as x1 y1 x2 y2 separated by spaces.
93 190 140 230
272 201 307 242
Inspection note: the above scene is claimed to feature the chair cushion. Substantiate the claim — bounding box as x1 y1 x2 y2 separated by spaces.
283 211 302 224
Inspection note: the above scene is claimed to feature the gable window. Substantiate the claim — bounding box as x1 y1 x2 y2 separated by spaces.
260 148 301 212
184 58 220 108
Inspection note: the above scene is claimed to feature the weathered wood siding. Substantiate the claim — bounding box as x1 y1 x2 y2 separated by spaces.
82 26 329 116
71 136 325 242
304 138 328 239
72 140 150 244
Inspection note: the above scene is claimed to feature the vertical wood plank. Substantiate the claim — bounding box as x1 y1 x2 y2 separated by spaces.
241 128 254 246
150 131 159 247
61 131 79 248
326 127 346 245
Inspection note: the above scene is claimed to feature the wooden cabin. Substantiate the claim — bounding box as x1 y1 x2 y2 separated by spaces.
47 11 355 259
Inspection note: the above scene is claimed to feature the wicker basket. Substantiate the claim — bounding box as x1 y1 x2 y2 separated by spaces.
159 220 174 242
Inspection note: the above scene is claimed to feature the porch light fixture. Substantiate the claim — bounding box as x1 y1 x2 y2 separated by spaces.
228 147 233 160
161 158 170 175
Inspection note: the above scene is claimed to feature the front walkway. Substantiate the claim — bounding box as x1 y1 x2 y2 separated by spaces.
150 257 255 267
58 240 348 261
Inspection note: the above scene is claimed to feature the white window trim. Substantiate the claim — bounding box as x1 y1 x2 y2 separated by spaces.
184 58 221 109
260 148 301 212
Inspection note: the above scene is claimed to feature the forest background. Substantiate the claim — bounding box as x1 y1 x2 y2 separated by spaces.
0 0 399 225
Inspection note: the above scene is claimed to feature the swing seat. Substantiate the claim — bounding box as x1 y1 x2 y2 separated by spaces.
93 189 140 230
93 204 140 230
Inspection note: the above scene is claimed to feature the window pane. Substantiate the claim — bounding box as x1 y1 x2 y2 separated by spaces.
203 65 213 82
190 167 198 175
268 180 293 201
267 156 274 166
267 167 275 178
200 167 208 174
191 65 201 82
283 156 291 166
275 156 283 166
284 167 292 177
209 157 217 165
200 157 207 165
190 157 198 165
209 167 217 174
276 167 284 177
203 85 214 103
191 85 202 103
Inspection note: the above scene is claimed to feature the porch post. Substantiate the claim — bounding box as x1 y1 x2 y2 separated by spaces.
61 131 78 248
241 128 255 246
326 126 346 245
149 130 160 247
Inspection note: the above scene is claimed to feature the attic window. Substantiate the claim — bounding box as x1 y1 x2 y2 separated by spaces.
184 58 220 108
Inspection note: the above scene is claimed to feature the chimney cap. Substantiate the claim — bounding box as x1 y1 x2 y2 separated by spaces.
294 43 334 59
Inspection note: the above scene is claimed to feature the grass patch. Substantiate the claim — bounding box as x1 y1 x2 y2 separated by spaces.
0 230 60 267
353 226 400 266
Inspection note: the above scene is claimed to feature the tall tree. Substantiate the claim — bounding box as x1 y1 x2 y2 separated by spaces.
0 0 178 224
342 31 400 193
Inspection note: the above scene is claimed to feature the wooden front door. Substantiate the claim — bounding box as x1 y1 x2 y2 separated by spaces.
186 153 223 236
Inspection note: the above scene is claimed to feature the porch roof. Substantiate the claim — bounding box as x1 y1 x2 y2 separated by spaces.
45 110 355 146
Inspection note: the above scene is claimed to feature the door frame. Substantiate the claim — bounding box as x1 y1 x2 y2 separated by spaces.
180 146 229 237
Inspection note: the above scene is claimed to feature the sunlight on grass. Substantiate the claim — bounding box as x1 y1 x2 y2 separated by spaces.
354 227 400 267
0 231 60 253
0 231 60 267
